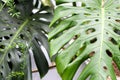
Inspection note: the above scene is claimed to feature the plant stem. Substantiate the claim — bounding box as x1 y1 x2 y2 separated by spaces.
102 0 105 8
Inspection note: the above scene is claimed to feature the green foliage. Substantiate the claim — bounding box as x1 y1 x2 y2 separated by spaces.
6 71 24 80
49 0 120 80
6 0 20 18
0 0 53 80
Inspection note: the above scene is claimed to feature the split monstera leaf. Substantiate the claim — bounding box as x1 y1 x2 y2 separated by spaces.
49 0 120 80
0 0 53 80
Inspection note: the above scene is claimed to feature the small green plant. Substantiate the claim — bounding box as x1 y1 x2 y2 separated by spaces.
6 71 24 80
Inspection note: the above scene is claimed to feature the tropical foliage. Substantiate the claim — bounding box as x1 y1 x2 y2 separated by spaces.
1 0 120 80
0 0 53 80
49 0 120 80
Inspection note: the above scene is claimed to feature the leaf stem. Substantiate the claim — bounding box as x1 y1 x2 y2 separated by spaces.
99 1 105 66
102 0 105 8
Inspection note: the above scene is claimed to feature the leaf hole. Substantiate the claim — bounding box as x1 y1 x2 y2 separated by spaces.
89 51 95 57
116 7 120 9
106 32 109 34
6 28 11 30
0 37 2 39
103 66 107 70
10 34 13 36
106 49 112 57
108 17 111 19
115 19 120 23
69 55 77 63
0 37 2 42
108 23 112 26
18 54 22 58
86 28 95 34
108 12 111 14
3 28 11 30
81 20 91 25
4 36 10 40
0 45 5 49
86 7 92 10
95 19 99 22
73 35 78 40
20 34 24 39
114 28 120 35
90 38 97 43
117 13 120 15
8 53 11 58
1 66 3 69
109 37 117 45
7 61 13 70
0 72 3 77
84 13 91 16
17 52 22 58
97 14 99 16
17 22 21 24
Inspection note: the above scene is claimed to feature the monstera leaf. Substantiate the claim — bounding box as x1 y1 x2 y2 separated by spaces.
0 0 53 80
49 0 120 80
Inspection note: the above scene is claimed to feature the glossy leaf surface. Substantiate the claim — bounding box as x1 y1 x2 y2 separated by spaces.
49 0 120 80
0 0 53 79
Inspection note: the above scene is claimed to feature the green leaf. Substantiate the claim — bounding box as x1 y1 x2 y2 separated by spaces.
0 8 31 80
32 38 49 77
0 0 53 79
49 0 120 80
15 0 33 17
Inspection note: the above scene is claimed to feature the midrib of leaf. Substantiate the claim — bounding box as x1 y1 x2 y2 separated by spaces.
99 0 105 66
0 19 29 64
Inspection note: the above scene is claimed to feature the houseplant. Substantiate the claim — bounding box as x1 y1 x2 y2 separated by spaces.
0 0 53 80
0 0 120 80
49 0 120 80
